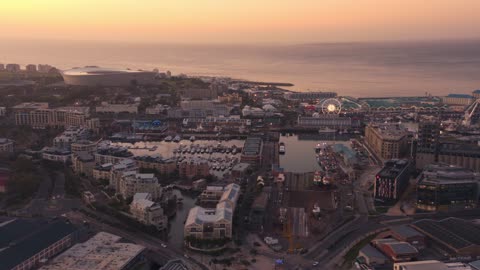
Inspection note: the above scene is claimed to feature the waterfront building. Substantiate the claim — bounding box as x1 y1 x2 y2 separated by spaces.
178 157 210 179
198 186 228 204
92 163 112 181
134 155 177 175
365 123 409 160
42 147 71 163
96 102 139 114
412 218 480 257
6 63 21 72
25 64 37 72
297 115 352 129
39 232 145 270
0 138 14 153
0 218 78 270
62 66 156 86
94 146 133 165
240 136 263 165
284 91 337 101
118 173 162 200
72 152 95 177
416 163 479 211
107 159 138 190
184 184 240 240
441 93 474 106
374 159 411 203
129 193 168 230
371 238 418 262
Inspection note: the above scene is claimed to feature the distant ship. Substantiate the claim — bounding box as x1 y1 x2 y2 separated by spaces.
279 142 286 154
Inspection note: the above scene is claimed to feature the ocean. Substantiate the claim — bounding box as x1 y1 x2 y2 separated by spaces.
1 39 479 97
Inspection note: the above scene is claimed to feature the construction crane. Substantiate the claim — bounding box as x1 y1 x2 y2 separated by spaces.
463 99 480 127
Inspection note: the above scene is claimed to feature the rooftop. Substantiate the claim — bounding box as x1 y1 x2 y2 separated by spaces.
368 123 408 140
390 225 424 239
412 218 480 251
39 232 145 270
446 93 473 99
377 159 410 179
0 218 77 270
419 163 480 185
242 137 263 156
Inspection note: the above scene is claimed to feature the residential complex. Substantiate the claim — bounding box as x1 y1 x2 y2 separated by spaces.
130 193 168 230
184 183 240 240
119 173 162 200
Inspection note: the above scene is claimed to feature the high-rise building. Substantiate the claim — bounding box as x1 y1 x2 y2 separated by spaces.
374 159 411 204
416 163 479 211
25 64 37 72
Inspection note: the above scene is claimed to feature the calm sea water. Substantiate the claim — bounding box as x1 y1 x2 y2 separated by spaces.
1 39 480 97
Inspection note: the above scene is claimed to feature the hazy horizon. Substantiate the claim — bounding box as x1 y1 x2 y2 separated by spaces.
2 1 480 43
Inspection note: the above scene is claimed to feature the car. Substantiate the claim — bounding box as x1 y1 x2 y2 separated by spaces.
184 254 189 258
161 243 167 248
313 261 319 266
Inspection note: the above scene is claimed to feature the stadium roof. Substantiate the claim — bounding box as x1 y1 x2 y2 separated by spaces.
63 66 153 76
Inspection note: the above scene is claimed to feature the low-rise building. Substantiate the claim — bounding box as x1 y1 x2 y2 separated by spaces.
185 184 240 240
416 163 479 211
241 136 263 165
394 260 472 270
442 93 474 106
374 159 411 204
390 225 426 250
95 146 134 164
130 193 168 230
119 173 162 200
0 138 14 153
70 140 97 154
412 218 480 257
297 115 352 129
39 232 145 270
357 244 388 267
53 126 90 150
108 159 138 190
134 155 176 175
372 238 419 262
96 102 139 114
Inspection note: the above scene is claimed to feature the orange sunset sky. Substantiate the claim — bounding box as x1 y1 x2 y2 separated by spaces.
1 0 479 43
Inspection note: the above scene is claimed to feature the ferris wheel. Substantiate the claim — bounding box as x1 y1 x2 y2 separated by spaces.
321 98 342 114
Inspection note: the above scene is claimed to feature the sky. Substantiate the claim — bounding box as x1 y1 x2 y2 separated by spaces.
1 0 480 44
